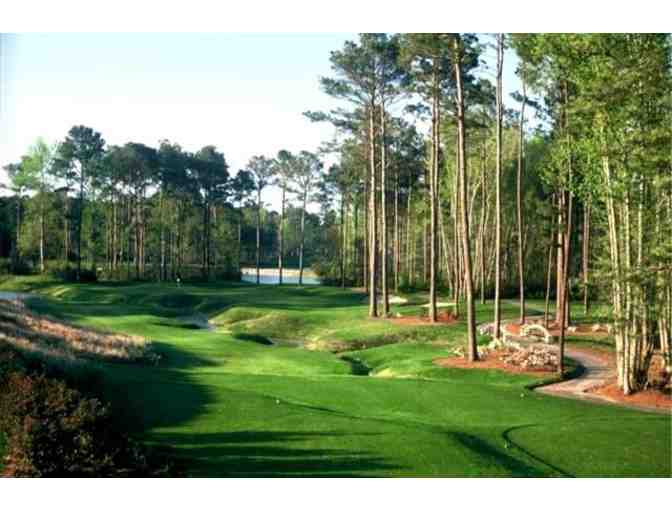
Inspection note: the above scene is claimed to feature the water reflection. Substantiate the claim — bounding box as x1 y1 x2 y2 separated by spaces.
241 274 321 285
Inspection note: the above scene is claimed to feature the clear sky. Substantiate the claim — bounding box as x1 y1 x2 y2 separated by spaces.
0 33 522 210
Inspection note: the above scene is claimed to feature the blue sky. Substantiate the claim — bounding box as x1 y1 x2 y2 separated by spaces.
0 33 522 209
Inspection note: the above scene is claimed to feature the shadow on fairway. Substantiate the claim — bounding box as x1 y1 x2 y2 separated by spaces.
450 431 547 477
145 430 400 477
97 343 218 435
232 332 274 345
500 425 574 477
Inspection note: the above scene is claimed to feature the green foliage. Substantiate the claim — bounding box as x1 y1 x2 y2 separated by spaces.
0 344 167 477
49 262 98 283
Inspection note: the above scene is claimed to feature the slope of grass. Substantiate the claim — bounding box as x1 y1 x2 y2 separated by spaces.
2 276 669 477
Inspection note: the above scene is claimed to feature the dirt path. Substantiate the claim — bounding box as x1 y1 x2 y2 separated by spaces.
537 347 671 414
480 319 670 414
537 347 614 396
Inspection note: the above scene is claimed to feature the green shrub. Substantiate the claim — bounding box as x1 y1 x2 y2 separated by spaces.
0 345 168 477
48 263 98 283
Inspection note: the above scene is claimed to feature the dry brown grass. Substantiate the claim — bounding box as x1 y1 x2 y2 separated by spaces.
0 299 155 366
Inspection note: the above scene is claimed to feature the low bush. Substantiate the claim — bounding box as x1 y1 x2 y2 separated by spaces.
48 263 98 283
0 345 170 477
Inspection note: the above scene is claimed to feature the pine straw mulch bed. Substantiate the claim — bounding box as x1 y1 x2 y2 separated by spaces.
586 354 671 412
388 311 458 327
587 379 671 412
432 350 555 377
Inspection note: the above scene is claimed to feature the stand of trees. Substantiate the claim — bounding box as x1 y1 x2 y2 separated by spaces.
309 33 671 394
2 128 325 284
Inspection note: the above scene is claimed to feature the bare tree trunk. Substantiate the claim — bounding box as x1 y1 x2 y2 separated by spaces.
12 193 21 271
406 186 413 287
394 166 400 293
159 189 165 282
77 167 84 282
112 193 118 272
341 194 346 288
543 221 555 330
557 82 574 377
493 33 504 340
453 143 461 318
368 103 378 317
278 186 285 285
256 189 261 285
557 188 573 377
479 139 487 304
428 75 439 323
299 189 308 286
454 36 477 361
39 193 45 273
516 74 527 324
582 202 591 315
364 182 369 292
64 193 70 266
380 103 390 315
237 206 243 273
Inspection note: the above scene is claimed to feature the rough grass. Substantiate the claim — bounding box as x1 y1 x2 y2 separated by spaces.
1 275 670 477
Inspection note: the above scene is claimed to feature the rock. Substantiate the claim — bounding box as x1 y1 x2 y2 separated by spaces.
499 344 558 370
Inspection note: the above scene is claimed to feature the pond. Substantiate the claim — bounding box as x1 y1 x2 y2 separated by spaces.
240 268 321 285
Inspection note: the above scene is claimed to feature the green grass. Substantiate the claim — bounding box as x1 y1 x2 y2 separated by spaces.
1 275 670 477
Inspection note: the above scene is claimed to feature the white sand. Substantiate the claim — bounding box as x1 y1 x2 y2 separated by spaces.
420 302 455 308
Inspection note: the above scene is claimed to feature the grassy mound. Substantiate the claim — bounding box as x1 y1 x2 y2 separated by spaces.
158 293 204 310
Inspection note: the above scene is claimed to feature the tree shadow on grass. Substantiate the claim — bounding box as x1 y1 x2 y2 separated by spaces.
232 332 274 345
144 430 399 477
450 431 548 477
500 425 574 477
95 346 218 436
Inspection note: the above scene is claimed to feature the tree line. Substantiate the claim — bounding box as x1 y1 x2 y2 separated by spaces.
308 33 671 394
1 131 326 284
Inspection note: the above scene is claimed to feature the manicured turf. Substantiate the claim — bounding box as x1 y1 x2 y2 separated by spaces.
2 276 670 477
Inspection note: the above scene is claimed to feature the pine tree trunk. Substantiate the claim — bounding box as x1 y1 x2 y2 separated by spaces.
64 193 70 266
256 189 261 285
428 77 439 323
77 167 84 282
278 186 285 285
454 37 477 361
160 189 165 282
453 143 461 318
479 140 487 304
368 103 378 317
39 193 45 273
406 186 413 287
341 195 346 288
582 202 591 315
516 75 527 324
394 166 400 293
380 103 390 315
493 34 504 340
299 190 307 286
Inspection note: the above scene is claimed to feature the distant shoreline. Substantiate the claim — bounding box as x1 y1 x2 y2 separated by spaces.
241 267 317 278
